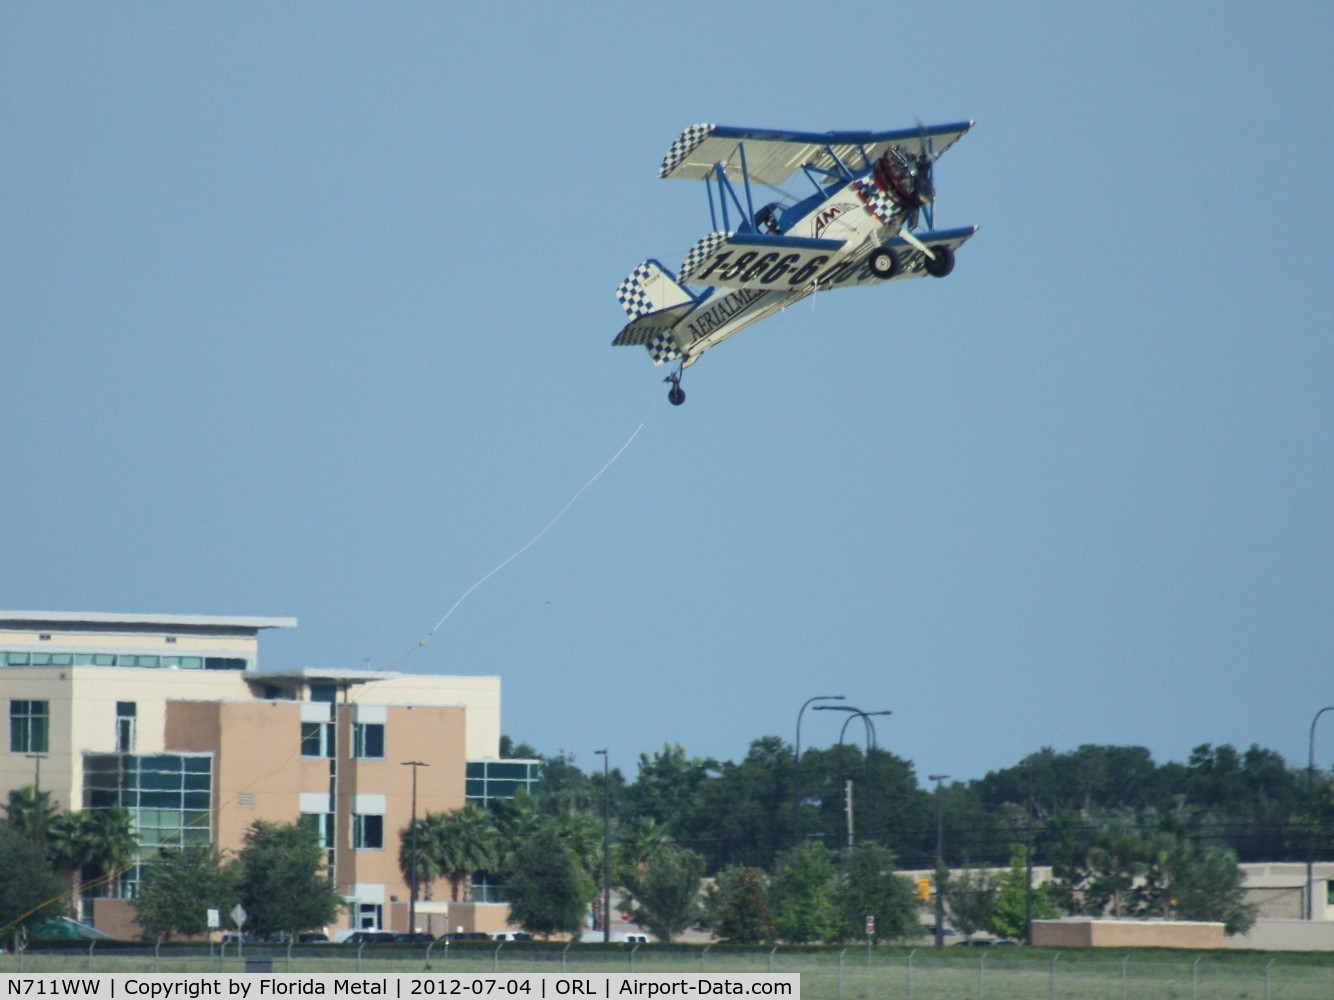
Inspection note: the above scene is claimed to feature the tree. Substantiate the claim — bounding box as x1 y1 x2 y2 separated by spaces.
1087 811 1144 917
134 844 235 940
706 866 775 944
832 844 920 943
436 805 500 902
944 865 998 939
44 811 91 915
618 843 705 943
1170 843 1257 935
78 807 137 899
234 821 342 937
0 824 66 947
505 820 590 939
988 843 1057 940
768 842 838 944
399 812 448 903
3 786 57 844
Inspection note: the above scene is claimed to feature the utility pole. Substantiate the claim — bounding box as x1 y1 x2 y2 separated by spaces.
401 761 428 934
595 749 611 943
929 774 949 949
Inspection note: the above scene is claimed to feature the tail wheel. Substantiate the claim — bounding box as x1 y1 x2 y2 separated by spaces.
924 244 955 277
668 385 686 406
868 247 900 279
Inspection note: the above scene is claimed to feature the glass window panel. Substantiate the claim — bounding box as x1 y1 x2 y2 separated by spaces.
183 772 210 790
74 654 95 664
92 654 115 666
141 791 182 808
183 756 211 773
179 657 203 669
161 657 180 667
6 652 31 665
183 792 211 810
31 653 52 666
50 653 72 665
117 702 136 717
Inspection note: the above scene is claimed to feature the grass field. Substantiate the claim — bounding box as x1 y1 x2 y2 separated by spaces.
3 945 1332 999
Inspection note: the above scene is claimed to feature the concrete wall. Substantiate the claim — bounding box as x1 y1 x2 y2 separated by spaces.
1223 919 1334 951
1032 918 1225 949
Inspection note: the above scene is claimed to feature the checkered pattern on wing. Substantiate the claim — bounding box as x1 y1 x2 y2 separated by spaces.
659 123 715 178
678 231 731 282
616 263 657 319
854 178 899 226
647 331 681 366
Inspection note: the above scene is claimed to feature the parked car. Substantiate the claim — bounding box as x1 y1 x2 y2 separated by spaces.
393 932 436 943
442 932 490 941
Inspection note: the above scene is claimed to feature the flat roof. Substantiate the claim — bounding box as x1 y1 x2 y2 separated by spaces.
256 667 403 684
0 611 298 630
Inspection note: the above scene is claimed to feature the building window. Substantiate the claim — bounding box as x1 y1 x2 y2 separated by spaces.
300 811 335 850
465 759 540 806
83 752 213 897
301 722 333 758
352 723 385 759
356 903 383 929
353 813 384 850
10 700 49 753
310 683 338 704
116 702 136 753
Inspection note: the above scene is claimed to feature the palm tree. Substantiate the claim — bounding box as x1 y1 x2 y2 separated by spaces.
80 807 138 899
399 812 448 902
615 816 670 874
437 805 499 902
555 811 604 929
45 810 92 915
4 786 57 843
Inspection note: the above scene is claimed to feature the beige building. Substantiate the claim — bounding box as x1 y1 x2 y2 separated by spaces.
1 611 526 938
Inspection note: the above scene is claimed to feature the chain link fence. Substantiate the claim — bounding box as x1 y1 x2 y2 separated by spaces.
3 943 1332 999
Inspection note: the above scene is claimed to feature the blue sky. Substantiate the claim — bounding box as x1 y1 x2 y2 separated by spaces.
3 3 1331 783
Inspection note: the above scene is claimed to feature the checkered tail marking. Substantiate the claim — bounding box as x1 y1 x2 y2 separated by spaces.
659 123 716 178
647 331 681 366
616 263 658 320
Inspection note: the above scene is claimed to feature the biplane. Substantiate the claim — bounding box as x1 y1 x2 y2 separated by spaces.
612 121 977 404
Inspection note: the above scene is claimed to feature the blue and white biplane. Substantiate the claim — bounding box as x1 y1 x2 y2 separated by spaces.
613 121 977 404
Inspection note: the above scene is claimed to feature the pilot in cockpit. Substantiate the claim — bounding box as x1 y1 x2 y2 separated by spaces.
754 202 782 235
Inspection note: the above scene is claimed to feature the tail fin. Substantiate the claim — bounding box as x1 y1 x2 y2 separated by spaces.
616 260 695 319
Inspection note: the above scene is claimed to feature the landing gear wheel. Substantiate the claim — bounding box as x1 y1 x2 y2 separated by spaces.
868 247 900 279
664 365 686 406
924 244 955 277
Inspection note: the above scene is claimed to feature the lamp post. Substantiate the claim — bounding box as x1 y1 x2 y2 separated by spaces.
929 774 949 949
817 707 891 848
794 696 846 845
595 749 611 942
401 761 428 934
1307 707 1334 920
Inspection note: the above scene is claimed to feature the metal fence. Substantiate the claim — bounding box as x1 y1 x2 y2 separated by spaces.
3 943 1332 999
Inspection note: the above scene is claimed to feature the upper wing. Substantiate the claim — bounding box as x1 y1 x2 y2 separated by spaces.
660 122 973 184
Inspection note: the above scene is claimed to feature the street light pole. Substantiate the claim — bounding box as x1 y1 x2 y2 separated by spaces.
401 761 428 934
1307 707 1334 920
794 696 845 846
595 749 611 943
817 707 891 849
929 774 949 949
